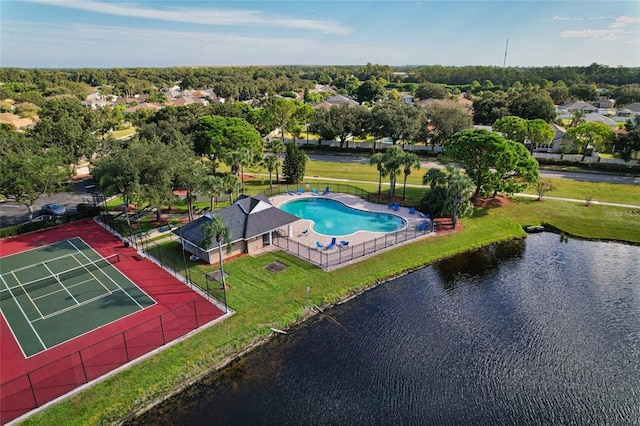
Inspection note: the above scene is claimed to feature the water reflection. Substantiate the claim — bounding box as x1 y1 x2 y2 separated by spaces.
434 237 526 292
131 233 640 426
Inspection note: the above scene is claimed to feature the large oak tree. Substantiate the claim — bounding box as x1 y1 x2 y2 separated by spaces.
444 129 539 198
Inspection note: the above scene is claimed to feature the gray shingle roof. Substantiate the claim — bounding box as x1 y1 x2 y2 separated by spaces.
173 194 299 251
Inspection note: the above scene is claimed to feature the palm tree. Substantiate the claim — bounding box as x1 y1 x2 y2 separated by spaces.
262 154 278 192
444 165 474 229
223 173 240 204
224 149 253 195
400 152 421 200
423 168 447 189
369 152 387 198
570 109 586 127
382 146 405 199
268 139 286 183
204 174 226 210
200 215 233 290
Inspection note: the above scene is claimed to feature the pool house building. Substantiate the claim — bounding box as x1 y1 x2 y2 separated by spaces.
173 194 299 264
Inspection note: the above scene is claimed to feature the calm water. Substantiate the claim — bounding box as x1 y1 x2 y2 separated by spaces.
133 233 640 425
279 198 406 236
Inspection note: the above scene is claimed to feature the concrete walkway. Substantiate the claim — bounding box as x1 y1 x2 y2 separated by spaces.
511 193 640 209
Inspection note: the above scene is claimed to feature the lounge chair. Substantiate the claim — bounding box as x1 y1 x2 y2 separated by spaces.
302 229 309 236
409 207 415 214
388 202 393 210
316 241 324 249
312 188 319 195
322 186 330 195
339 240 349 248
417 222 428 231
325 237 337 250
394 202 400 211
299 187 305 194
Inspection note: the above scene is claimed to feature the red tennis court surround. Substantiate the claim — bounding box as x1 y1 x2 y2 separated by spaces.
0 219 226 424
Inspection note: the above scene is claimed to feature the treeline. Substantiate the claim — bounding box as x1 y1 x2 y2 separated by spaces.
1 63 639 104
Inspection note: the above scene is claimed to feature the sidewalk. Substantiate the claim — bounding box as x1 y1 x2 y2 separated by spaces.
513 193 640 209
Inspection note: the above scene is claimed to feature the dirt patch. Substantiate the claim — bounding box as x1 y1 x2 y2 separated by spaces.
205 270 230 282
113 203 137 212
158 215 190 225
472 195 511 209
264 261 288 273
432 217 465 235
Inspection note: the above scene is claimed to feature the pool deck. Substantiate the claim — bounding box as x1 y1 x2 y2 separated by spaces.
269 192 433 253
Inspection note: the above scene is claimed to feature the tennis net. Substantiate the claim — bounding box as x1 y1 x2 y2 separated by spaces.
0 253 120 301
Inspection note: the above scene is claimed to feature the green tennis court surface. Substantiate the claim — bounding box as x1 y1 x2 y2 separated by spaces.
0 237 155 357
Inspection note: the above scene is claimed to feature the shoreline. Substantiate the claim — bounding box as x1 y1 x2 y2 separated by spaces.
18 198 640 425
123 233 530 424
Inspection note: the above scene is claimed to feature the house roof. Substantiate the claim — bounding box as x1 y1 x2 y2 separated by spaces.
124 102 162 113
324 94 359 106
559 101 598 111
173 194 299 251
551 123 566 143
0 112 35 129
617 103 640 113
584 112 617 127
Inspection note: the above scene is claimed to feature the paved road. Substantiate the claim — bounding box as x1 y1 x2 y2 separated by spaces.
306 153 640 185
0 180 101 228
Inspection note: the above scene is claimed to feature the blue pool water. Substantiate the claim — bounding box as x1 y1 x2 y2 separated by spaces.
279 198 406 236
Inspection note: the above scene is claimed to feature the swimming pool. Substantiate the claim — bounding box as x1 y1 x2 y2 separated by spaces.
280 198 406 236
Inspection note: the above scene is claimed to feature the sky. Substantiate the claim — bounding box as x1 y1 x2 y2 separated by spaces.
1 0 639 69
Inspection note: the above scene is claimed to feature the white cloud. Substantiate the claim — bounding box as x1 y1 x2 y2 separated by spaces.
0 21 371 67
610 15 640 28
553 16 581 21
560 28 624 41
560 15 639 42
24 0 352 35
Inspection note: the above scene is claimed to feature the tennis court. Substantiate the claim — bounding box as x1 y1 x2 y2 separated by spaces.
0 237 155 357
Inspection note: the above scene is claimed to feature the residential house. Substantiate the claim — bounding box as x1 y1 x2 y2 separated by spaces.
584 112 617 129
616 103 640 118
83 92 116 109
0 112 35 130
415 98 438 108
124 102 162 114
313 94 360 109
400 94 415 105
532 123 567 153
594 96 615 109
173 194 299 264
558 101 598 114
309 84 336 94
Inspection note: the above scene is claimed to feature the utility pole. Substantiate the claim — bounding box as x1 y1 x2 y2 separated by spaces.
503 38 509 68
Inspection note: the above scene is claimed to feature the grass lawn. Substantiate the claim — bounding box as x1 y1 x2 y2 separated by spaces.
23 156 640 425
521 177 640 205
110 127 137 140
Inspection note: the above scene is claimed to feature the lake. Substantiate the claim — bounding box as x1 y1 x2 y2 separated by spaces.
130 233 640 425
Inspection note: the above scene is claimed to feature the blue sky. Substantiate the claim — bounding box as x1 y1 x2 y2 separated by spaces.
1 1 639 68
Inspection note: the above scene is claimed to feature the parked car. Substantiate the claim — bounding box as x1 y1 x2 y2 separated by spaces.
41 203 67 216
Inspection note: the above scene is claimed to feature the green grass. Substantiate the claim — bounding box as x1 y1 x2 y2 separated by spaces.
110 127 137 140
521 177 640 205
22 157 640 425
